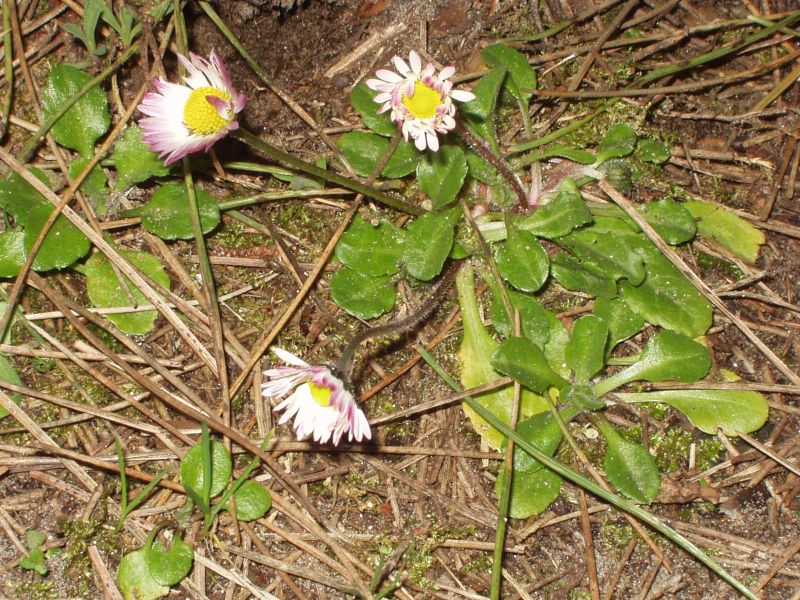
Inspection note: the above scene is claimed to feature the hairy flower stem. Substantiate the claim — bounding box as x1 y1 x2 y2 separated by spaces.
455 120 531 209
335 260 463 387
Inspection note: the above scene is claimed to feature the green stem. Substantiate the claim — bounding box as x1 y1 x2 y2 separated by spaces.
231 128 422 215
417 348 759 600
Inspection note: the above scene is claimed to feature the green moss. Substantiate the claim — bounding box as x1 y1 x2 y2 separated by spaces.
598 521 633 550
694 250 745 280
568 590 592 600
695 437 724 472
461 554 491 574
10 579 56 600
650 427 691 473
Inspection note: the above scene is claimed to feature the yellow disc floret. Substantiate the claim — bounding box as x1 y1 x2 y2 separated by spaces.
308 382 333 408
183 87 232 135
402 81 442 120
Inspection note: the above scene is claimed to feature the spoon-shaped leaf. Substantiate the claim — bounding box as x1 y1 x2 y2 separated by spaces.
616 389 768 435
595 331 711 396
566 315 608 383
492 336 569 393
596 417 661 504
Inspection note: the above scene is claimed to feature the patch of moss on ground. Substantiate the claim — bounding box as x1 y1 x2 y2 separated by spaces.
651 427 691 473
599 521 634 553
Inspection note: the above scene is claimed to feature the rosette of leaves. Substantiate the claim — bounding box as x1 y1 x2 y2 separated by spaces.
458 262 768 518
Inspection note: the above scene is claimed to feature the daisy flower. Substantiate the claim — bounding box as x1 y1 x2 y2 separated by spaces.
138 50 247 165
366 50 475 151
262 348 371 445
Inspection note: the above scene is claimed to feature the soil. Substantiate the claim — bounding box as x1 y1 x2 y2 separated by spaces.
1 1 799 599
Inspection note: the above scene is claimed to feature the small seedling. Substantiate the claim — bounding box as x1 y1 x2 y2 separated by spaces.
19 531 49 576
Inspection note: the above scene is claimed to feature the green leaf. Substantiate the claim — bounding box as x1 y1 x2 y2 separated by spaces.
460 67 506 120
125 182 220 240
112 126 169 190
0 354 22 418
69 157 108 214
641 200 696 245
497 466 562 518
593 296 644 353
26 530 45 550
495 227 549 292
617 389 768 436
335 131 386 177
229 480 272 521
401 209 459 281
481 44 536 108
0 169 91 271
465 149 515 206
145 536 193 586
637 137 670 163
684 200 765 264
488 284 551 349
533 146 597 164
566 315 608 383
599 331 711 394
597 419 661 504
563 383 605 410
41 65 110 157
335 131 420 178
508 407 578 473
350 81 395 136
0 231 25 277
517 184 592 239
457 266 547 449
383 139 422 179
84 249 171 335
417 145 468 208
596 123 637 164
558 225 646 285
180 439 232 500
118 549 169 600
544 314 571 379
492 336 569 393
335 214 404 276
621 246 712 337
20 548 48 576
330 269 396 319
550 253 616 298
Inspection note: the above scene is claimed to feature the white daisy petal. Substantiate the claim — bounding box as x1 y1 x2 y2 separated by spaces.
409 50 422 74
137 50 245 164
439 66 455 80
263 352 371 446
365 50 475 153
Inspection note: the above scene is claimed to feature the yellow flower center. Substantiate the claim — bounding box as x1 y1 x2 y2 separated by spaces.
308 382 333 408
401 81 441 120
183 86 232 135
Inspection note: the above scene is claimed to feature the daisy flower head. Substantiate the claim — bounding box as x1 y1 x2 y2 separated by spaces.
262 348 371 445
366 50 475 152
138 50 246 165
